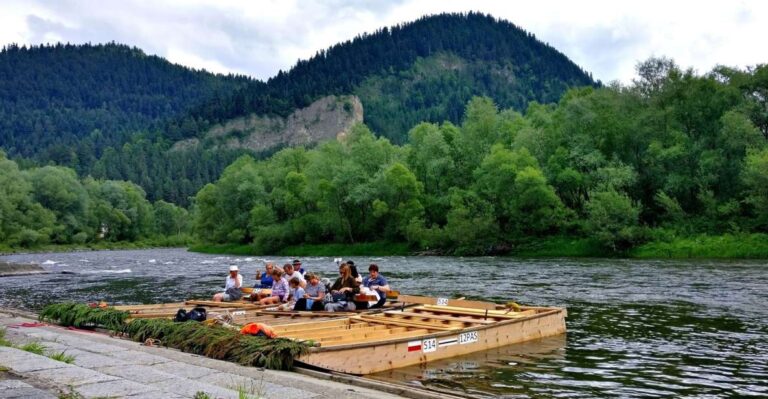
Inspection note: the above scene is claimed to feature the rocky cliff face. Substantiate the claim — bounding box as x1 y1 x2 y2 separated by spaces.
172 95 363 152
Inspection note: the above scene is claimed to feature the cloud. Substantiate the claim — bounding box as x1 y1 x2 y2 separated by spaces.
0 0 766 83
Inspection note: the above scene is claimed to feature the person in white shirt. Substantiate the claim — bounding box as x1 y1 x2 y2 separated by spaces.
213 265 243 302
282 263 306 288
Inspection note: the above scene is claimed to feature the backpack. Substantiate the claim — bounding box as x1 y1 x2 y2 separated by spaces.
187 307 207 322
174 307 207 322
174 308 188 322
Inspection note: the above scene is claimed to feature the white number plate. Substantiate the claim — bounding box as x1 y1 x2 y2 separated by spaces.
231 310 246 316
458 331 478 344
436 297 449 306
422 338 437 353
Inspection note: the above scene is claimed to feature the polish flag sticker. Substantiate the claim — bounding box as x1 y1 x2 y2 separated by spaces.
407 340 422 352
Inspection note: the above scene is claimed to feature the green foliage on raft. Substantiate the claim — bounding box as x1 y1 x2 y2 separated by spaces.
124 318 309 370
38 303 129 331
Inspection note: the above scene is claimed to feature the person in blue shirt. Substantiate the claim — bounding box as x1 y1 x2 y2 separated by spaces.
362 263 391 308
254 262 275 289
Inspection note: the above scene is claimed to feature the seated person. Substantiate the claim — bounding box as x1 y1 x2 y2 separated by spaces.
250 262 274 301
278 277 305 311
212 265 243 302
362 263 391 308
292 259 305 276
259 269 289 305
254 262 275 288
325 263 360 312
294 273 326 311
282 263 306 288
347 260 363 284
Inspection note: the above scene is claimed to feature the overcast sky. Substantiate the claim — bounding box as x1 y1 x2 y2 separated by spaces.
1 0 765 83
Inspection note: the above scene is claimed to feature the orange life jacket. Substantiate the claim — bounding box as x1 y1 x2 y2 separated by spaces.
240 322 277 339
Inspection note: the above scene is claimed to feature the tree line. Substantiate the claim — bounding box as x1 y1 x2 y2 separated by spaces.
193 59 768 254
0 150 189 249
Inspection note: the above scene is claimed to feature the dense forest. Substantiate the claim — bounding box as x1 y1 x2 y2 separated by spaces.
192 59 768 255
0 13 594 206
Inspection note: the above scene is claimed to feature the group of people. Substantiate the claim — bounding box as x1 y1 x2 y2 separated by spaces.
212 259 391 312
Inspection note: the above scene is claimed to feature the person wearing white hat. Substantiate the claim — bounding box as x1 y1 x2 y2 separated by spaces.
213 265 243 302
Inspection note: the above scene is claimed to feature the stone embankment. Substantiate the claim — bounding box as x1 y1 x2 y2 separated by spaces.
0 262 48 277
0 309 454 399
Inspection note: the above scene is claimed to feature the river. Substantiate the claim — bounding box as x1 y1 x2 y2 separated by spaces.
1 248 766 398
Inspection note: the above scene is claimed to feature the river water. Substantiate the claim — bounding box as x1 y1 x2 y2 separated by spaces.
1 248 766 398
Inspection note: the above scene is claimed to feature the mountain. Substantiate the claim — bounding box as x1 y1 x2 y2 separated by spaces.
187 12 596 144
0 42 251 161
0 13 596 206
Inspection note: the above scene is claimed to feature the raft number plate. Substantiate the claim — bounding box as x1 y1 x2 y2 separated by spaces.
459 331 478 344
422 338 437 353
436 297 449 306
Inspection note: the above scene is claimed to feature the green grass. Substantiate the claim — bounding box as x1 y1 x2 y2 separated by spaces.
0 327 11 347
188 243 258 255
20 342 46 355
0 235 192 255
189 241 412 256
49 351 76 364
193 393 213 399
511 236 611 257
277 241 411 256
631 233 768 259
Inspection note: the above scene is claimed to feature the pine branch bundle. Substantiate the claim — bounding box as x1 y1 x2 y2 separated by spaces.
39 303 129 331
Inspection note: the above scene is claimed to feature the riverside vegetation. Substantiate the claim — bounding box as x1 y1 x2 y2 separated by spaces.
191 59 768 257
3 58 768 257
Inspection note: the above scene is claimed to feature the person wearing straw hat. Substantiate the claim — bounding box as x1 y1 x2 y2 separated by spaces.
213 265 243 302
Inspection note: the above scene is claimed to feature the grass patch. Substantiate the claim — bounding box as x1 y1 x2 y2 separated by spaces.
49 350 76 364
189 241 412 256
631 233 768 259
20 342 46 355
193 393 213 399
511 236 611 257
277 241 411 256
0 235 192 255
188 243 258 255
0 327 11 346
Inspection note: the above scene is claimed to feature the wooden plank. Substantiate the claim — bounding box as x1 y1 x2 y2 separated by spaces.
313 327 411 344
420 305 537 318
114 303 186 311
281 325 389 340
320 329 431 347
383 310 496 325
359 315 457 331
274 322 374 337
184 300 263 309
279 324 382 338
397 295 497 310
269 318 351 333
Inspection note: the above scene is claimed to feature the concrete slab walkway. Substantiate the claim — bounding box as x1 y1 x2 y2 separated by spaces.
0 310 407 399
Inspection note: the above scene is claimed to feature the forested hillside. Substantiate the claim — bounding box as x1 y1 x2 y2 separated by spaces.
192 60 768 255
0 13 594 206
0 43 250 160
190 12 595 143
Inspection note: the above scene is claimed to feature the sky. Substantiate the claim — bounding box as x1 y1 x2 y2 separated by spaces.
0 0 765 84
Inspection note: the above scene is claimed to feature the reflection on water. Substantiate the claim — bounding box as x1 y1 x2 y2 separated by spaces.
369 336 567 398
1 249 767 398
